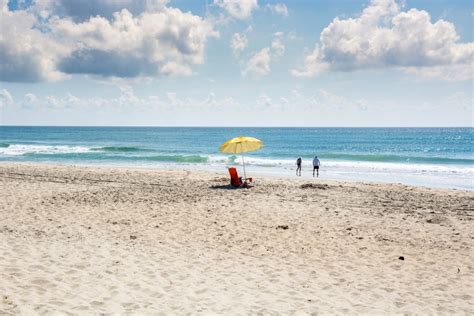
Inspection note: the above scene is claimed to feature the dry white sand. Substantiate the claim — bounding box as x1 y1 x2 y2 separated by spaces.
0 163 473 314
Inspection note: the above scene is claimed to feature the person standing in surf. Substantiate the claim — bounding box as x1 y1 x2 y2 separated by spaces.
313 155 320 177
296 157 302 176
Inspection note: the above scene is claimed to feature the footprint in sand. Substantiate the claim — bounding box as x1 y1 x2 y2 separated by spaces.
90 301 105 307
194 288 207 295
122 302 140 310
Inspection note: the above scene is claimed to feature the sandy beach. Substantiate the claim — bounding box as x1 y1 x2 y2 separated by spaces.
0 162 472 314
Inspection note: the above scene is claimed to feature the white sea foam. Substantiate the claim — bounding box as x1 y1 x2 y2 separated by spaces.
205 155 474 190
214 155 474 174
1 144 472 190
0 144 91 156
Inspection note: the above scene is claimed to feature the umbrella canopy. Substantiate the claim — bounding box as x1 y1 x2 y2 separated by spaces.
219 136 264 180
219 136 263 154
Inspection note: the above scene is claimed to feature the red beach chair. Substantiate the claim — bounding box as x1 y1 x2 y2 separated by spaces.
228 167 252 187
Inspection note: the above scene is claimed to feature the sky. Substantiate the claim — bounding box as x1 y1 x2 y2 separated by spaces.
0 0 472 127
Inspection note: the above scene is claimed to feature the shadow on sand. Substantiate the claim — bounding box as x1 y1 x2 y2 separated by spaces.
209 184 251 190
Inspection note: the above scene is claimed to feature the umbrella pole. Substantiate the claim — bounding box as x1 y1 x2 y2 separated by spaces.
242 153 247 180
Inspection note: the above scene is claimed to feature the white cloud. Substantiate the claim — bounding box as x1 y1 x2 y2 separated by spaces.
166 92 180 106
0 88 13 107
214 0 258 19
355 99 369 111
201 92 217 107
24 93 38 104
445 91 473 112
159 62 194 76
52 8 217 78
231 32 248 53
246 89 369 112
242 47 271 77
21 93 39 108
287 31 302 41
291 89 301 98
241 33 285 76
280 97 290 106
0 3 68 82
33 0 170 21
9 87 163 111
45 95 61 109
162 91 241 109
265 3 288 17
292 0 474 81
0 1 217 82
313 89 349 109
403 64 473 82
281 88 370 111
271 37 285 57
198 92 239 108
257 93 272 107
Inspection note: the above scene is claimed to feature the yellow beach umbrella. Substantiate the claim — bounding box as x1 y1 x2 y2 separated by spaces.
219 136 264 180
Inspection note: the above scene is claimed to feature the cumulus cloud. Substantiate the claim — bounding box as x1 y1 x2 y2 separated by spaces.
166 92 181 107
159 62 194 76
24 93 38 104
312 89 350 110
198 92 238 108
231 32 248 53
34 0 170 21
0 2 68 82
53 8 217 77
445 91 473 112
256 93 273 107
0 88 13 107
163 91 240 109
271 35 285 57
265 3 288 17
0 1 217 82
248 89 369 112
214 0 258 19
403 64 473 82
21 93 39 108
307 90 371 112
292 0 474 81
4 85 166 110
242 48 271 76
242 33 286 76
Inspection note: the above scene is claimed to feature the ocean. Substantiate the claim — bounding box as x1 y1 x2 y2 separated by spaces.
0 126 472 190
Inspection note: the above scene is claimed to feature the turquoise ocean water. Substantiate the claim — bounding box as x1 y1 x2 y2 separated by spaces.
0 126 472 190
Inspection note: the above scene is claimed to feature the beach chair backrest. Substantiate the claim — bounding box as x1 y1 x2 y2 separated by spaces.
228 167 241 186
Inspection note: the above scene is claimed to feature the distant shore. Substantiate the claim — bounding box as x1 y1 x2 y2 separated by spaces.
0 163 472 314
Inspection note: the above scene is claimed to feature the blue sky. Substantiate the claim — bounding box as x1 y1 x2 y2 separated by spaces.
0 0 472 126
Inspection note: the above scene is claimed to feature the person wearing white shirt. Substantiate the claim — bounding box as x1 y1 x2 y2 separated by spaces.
312 156 320 177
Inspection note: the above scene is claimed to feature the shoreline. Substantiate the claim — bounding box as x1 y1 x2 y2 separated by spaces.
1 160 472 191
1 162 473 313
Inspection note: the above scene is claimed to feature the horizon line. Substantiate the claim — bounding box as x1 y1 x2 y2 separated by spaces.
0 125 472 128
